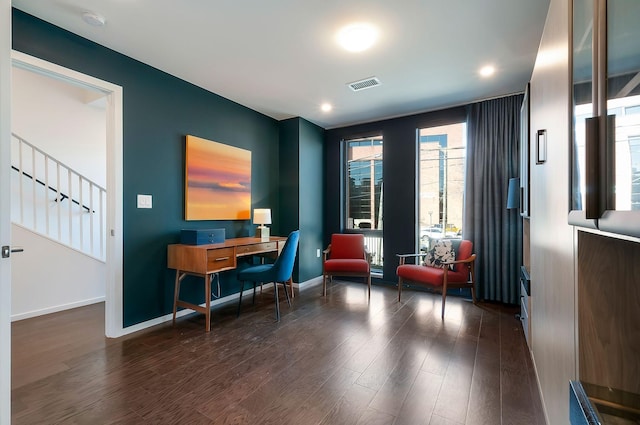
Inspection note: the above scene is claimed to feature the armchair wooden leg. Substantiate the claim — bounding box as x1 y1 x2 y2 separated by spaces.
322 274 327 296
366 275 371 300
469 265 477 304
398 277 403 302
441 291 446 319
441 275 448 319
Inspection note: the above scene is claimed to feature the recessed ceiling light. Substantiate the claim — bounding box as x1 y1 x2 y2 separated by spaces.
82 11 106 27
337 23 379 52
479 65 496 77
321 103 333 112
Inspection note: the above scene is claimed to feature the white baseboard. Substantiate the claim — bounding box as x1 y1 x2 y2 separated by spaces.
297 275 323 290
11 296 106 322
115 275 325 338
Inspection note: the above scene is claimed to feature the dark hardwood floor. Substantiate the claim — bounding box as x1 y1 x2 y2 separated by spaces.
11 281 546 425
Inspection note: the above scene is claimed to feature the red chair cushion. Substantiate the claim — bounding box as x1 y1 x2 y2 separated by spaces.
396 264 468 286
324 259 370 274
329 234 365 259
455 240 473 274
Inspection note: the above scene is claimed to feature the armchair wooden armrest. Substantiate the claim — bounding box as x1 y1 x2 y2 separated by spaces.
396 252 428 265
323 244 331 262
442 253 477 266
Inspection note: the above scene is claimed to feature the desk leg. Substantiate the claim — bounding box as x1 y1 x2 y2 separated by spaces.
205 274 212 332
274 278 280 322
173 270 181 325
288 277 294 299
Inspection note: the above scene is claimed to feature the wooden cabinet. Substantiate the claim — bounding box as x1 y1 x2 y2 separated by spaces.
570 0 640 237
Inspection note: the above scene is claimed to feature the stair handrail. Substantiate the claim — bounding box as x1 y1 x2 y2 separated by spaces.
10 132 106 261
11 133 106 192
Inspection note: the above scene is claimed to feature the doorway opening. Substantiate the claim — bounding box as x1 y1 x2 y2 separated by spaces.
11 51 124 337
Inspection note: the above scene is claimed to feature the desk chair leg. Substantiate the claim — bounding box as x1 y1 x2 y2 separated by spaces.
282 281 291 307
260 257 265 294
274 280 281 322
237 281 245 318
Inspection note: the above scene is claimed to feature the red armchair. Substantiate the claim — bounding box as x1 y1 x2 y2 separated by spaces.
396 239 476 318
322 234 371 298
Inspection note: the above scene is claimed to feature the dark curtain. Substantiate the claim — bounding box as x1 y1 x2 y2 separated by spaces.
464 95 523 304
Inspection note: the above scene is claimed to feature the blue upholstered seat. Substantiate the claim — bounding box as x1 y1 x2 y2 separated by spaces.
237 230 300 321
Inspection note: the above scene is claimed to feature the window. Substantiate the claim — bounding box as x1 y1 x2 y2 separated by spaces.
344 136 383 271
630 136 640 210
418 123 466 251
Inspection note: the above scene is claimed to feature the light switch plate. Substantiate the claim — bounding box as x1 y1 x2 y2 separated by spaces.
137 194 152 209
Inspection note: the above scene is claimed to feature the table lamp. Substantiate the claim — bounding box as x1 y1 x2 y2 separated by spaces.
253 208 272 241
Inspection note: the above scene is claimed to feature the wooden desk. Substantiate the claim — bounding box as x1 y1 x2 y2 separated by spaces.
168 236 287 332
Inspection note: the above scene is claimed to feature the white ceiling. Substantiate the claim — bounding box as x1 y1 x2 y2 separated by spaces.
12 0 550 129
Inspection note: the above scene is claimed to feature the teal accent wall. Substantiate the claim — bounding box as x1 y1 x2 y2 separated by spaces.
278 118 324 283
298 119 324 282
12 9 282 327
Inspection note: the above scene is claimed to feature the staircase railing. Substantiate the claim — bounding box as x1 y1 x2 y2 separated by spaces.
11 133 106 261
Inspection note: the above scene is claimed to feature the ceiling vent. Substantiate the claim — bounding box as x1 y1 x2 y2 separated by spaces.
348 77 381 92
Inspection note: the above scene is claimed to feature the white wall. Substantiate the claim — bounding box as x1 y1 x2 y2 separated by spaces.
529 0 577 424
11 65 107 320
10 224 105 320
11 66 106 187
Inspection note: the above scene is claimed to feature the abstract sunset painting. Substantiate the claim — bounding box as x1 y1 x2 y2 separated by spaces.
185 135 251 220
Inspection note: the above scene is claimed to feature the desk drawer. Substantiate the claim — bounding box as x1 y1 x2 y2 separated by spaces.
207 247 236 271
236 242 278 256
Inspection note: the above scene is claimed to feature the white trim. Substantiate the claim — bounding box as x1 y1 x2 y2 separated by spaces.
11 296 105 322
118 283 276 336
296 275 323 291
11 51 124 339
1 2 12 422
104 75 123 338
118 276 324 336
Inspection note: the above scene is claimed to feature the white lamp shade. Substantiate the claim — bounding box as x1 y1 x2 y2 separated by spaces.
253 208 272 225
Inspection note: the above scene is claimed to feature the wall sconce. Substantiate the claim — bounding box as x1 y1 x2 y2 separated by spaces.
536 129 547 164
253 208 272 241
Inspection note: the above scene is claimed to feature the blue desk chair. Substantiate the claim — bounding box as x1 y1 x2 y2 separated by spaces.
237 230 300 321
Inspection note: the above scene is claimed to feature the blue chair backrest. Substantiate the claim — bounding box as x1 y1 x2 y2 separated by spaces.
272 230 300 282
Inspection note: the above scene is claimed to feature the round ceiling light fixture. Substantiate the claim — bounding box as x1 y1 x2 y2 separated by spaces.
337 23 379 52
479 65 496 77
321 103 333 112
82 11 106 27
